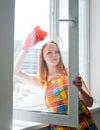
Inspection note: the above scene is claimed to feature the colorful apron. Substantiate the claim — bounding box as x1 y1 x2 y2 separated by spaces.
44 74 98 130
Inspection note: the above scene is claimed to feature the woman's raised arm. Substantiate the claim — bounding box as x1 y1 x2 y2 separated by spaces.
14 25 47 87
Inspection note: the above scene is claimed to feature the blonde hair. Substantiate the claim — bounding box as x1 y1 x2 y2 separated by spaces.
37 40 67 85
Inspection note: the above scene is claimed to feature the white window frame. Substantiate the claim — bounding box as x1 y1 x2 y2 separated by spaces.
13 0 79 128
0 0 15 129
0 0 91 129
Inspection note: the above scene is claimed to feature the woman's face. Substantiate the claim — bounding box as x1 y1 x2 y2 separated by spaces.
43 42 60 67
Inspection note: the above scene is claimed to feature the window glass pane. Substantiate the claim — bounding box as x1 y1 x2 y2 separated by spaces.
14 0 49 111
57 0 69 68
79 0 89 86
13 0 79 127
13 0 69 114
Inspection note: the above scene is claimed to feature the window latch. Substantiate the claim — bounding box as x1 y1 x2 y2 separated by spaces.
58 18 77 27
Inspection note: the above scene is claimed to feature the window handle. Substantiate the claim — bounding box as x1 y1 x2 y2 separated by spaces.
58 18 77 27
59 18 75 22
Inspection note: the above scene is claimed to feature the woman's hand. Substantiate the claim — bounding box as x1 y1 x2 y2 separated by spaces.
73 75 93 107
72 75 82 90
23 25 47 49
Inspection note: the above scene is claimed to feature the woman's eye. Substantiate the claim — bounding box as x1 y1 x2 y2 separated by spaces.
55 51 59 54
47 51 59 55
47 51 52 54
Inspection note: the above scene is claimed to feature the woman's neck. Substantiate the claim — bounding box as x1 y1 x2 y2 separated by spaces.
47 69 62 82
48 67 57 75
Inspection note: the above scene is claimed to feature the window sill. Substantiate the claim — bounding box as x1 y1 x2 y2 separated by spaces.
13 120 49 130
89 102 100 113
13 103 100 130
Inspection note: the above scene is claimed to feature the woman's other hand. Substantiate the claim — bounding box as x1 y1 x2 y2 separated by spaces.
72 75 82 90
72 75 93 107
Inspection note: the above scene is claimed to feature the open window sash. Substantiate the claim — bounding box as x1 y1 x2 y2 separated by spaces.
13 0 79 128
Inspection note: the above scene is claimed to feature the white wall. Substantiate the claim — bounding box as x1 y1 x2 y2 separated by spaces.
0 0 15 130
90 0 100 103
90 0 100 128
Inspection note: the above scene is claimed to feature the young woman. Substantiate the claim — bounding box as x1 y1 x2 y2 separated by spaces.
14 27 98 130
